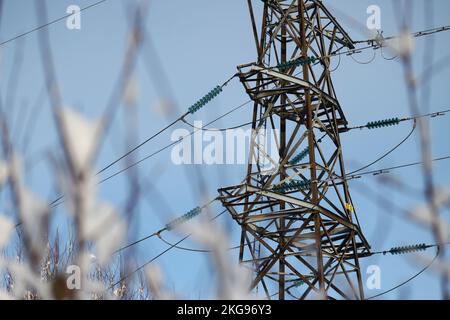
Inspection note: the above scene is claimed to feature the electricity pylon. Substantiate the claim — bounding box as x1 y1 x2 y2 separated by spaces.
218 0 371 300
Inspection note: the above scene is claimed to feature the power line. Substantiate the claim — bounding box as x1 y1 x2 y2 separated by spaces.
48 119 448 212
111 216 450 298
96 115 185 175
157 232 240 253
95 105 449 193
349 155 450 180
341 24 450 58
113 198 217 254
366 247 441 300
181 118 257 132
349 49 376 65
354 25 450 44
43 78 243 209
371 242 450 256
86 100 252 191
112 152 450 256
35 148 450 231
348 108 450 131
97 74 236 176
262 24 450 72
113 231 159 255
2 0 444 55
5 5 448 189
0 0 109 47
285 243 443 300
278 242 447 299
109 234 190 289
365 241 450 299
108 208 227 289
305 155 450 189
273 155 450 199
6 97 252 230
92 152 450 293
345 108 449 175
30 26 450 209
348 120 417 175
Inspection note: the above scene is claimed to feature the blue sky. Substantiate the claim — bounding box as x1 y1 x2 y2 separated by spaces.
1 0 450 299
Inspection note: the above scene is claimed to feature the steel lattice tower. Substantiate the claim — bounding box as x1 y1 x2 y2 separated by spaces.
218 0 371 300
